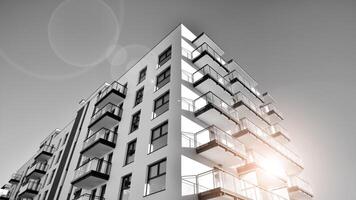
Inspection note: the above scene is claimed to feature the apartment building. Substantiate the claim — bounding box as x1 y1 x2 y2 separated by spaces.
0 24 313 200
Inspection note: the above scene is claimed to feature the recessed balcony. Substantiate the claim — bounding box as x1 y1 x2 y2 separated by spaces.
191 42 229 76
34 144 55 162
73 193 105 200
26 162 48 180
9 173 21 184
194 125 247 167
237 153 288 190
265 124 290 144
232 91 270 128
233 118 303 175
71 158 111 190
18 180 41 198
288 177 313 200
95 81 126 110
80 128 117 158
88 103 122 132
192 64 234 101
193 92 240 133
261 103 284 124
195 168 287 200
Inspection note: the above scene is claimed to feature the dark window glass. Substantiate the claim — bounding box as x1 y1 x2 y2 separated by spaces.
130 111 141 133
150 121 168 152
153 92 169 118
125 140 136 165
138 67 147 84
119 174 132 200
146 159 166 195
158 46 171 67
134 87 144 106
156 67 170 90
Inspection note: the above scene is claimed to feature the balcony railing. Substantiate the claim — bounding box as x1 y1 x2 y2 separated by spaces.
225 69 262 99
192 64 233 92
27 162 48 176
35 144 56 162
233 91 264 117
89 103 122 125
83 128 117 150
261 103 284 119
289 176 313 196
240 118 302 167
196 169 287 200
265 124 290 139
19 180 41 197
74 194 105 200
193 92 239 122
9 173 21 184
73 158 111 181
96 81 127 103
195 125 246 157
191 42 227 66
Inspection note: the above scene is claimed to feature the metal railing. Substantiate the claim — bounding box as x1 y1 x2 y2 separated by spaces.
10 173 22 181
193 92 239 121
261 103 284 119
240 118 302 167
194 125 246 157
74 158 111 180
28 162 48 174
96 81 127 103
20 180 41 192
83 128 117 150
74 194 105 200
90 103 122 125
196 169 287 200
191 42 227 66
289 176 313 195
225 69 262 98
38 144 56 154
234 92 264 116
192 64 233 92
265 124 290 139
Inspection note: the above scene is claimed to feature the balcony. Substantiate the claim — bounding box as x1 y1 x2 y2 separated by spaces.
261 103 284 124
80 128 117 158
225 67 263 103
191 43 229 76
18 180 41 198
193 92 240 132
233 118 303 175
288 177 313 200
71 158 111 190
26 162 48 180
9 173 21 184
194 125 247 167
195 168 287 200
73 194 105 200
95 81 126 110
237 153 288 190
265 124 290 144
233 91 270 128
192 64 234 101
34 144 55 162
88 103 122 132
0 193 10 200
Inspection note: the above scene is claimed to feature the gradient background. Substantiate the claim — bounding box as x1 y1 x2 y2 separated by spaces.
0 0 355 199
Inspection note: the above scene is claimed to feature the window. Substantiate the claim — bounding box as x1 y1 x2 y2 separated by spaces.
146 158 166 195
119 174 132 200
158 46 171 67
130 111 141 133
42 174 48 189
138 67 147 84
56 150 62 164
73 189 82 199
125 139 136 165
48 169 56 185
134 87 144 106
156 67 170 90
153 91 169 118
99 184 106 199
150 121 168 153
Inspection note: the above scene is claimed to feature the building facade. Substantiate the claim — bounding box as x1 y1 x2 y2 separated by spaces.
0 24 313 200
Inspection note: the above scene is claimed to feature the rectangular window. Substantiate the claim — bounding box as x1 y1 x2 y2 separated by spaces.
56 150 62 164
48 169 56 185
156 67 170 90
146 158 166 195
119 174 132 200
138 67 147 84
153 91 169 118
158 46 171 67
134 87 144 106
130 111 141 133
99 184 106 199
150 121 168 153
125 139 136 165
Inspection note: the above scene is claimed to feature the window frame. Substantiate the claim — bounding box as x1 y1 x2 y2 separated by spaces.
153 91 170 118
138 67 147 84
130 110 141 133
119 173 132 200
155 66 170 90
158 46 172 67
134 87 144 107
149 121 168 153
145 158 167 195
124 139 137 165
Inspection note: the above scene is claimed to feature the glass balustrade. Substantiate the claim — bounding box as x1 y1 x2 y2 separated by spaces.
90 103 122 125
73 158 111 180
289 176 313 195
74 194 105 200
96 81 127 103
83 128 117 150
225 70 262 98
234 92 264 116
192 64 232 92
191 43 227 66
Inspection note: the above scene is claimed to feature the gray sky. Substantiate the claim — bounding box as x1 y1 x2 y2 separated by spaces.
0 0 355 199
